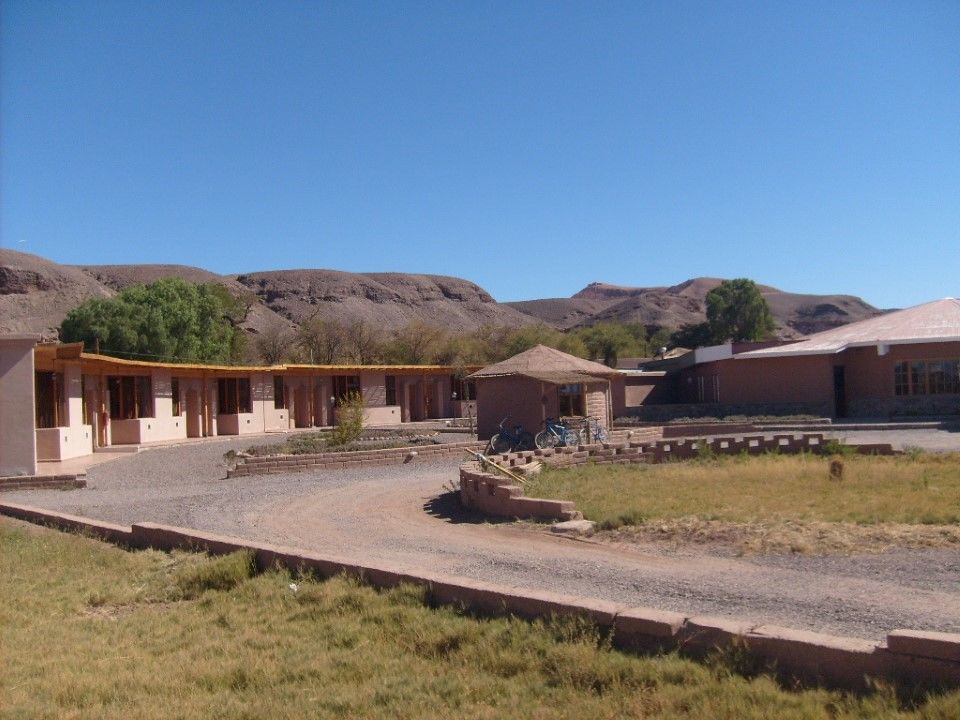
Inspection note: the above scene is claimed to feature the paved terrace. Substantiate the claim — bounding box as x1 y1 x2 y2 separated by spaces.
5 428 960 641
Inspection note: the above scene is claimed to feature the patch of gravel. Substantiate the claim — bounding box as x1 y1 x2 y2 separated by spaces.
5 432 959 640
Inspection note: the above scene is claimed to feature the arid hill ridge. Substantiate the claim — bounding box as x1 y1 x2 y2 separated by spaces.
0 249 881 341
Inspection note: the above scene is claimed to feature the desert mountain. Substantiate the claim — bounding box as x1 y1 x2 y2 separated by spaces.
507 278 882 337
232 269 536 331
1 249 881 343
0 250 113 337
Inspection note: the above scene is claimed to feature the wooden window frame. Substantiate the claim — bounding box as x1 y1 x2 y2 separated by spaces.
108 375 154 420
217 378 252 415
35 371 64 429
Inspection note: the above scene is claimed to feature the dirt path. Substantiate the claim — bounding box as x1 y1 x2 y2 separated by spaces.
6 436 959 639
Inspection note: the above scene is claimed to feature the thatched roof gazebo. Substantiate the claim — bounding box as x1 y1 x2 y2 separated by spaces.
468 345 619 440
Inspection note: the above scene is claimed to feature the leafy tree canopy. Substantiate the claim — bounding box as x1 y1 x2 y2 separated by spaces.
705 278 776 343
60 278 247 363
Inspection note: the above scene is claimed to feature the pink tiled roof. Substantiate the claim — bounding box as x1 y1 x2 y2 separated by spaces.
736 298 960 358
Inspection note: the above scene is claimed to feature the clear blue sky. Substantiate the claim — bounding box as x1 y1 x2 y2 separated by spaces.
2 1 958 308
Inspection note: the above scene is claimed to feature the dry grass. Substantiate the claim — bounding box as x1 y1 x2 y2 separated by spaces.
525 452 960 554
4 518 960 719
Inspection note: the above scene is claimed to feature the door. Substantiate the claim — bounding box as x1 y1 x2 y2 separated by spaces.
186 388 201 438
833 366 847 418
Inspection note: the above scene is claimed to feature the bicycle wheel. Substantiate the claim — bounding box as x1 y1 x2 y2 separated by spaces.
593 423 608 443
490 434 512 454
535 430 558 449
518 431 536 451
562 429 582 447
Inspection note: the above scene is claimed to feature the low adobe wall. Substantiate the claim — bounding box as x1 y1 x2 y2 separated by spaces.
0 474 86 492
1 501 957 694
624 401 832 422
229 440 486 477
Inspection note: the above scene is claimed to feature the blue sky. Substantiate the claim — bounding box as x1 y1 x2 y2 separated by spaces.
2 1 958 308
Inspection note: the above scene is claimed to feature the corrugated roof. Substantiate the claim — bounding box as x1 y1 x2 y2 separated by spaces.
736 298 960 359
468 344 619 383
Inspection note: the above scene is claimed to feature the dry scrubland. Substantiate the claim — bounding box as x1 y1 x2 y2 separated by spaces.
4 520 960 719
526 453 960 554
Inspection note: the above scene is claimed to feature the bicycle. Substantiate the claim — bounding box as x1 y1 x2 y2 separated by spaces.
535 417 581 449
489 417 535 454
583 416 608 443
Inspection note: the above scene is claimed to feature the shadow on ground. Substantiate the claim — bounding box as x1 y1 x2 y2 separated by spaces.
422 491 514 525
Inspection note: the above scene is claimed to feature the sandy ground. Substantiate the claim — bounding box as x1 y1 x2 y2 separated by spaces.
4 430 959 641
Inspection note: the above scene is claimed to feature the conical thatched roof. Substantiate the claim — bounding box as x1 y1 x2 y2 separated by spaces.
468 344 620 384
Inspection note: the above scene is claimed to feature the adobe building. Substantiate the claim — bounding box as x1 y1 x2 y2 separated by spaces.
5 338 479 471
625 298 960 420
469 345 620 440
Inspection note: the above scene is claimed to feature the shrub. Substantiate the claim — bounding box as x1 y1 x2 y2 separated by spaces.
330 391 365 446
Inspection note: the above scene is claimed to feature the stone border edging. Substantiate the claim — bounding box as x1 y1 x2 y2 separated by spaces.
228 440 487 477
0 474 86 492
2 500 956 694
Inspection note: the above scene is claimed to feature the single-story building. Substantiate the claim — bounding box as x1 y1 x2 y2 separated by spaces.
469 344 620 440
0 337 479 476
620 298 960 420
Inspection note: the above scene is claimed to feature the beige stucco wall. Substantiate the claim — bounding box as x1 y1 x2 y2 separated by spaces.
0 335 39 476
35 425 94 461
362 405 402 425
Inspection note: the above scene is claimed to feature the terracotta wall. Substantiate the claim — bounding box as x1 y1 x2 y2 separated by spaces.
0 337 38 476
475 376 547 440
683 355 835 406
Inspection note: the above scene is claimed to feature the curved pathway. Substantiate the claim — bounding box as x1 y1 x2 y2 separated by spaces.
6 434 959 639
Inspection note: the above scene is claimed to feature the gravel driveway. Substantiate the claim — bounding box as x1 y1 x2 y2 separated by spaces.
5 431 959 641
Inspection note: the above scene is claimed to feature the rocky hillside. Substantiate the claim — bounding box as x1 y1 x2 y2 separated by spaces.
232 269 535 331
507 278 882 337
0 250 113 337
0 249 881 343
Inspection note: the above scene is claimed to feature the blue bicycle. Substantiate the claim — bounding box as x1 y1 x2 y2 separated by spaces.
489 417 535 454
535 417 581 449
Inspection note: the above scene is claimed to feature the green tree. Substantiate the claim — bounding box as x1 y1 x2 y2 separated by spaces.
60 278 247 364
575 323 636 367
705 279 776 343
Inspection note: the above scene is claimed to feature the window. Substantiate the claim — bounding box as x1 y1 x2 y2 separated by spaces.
894 359 960 396
385 375 397 406
273 376 286 409
171 378 182 416
928 360 960 395
910 361 927 395
558 383 583 417
333 375 361 403
894 362 910 396
108 376 154 420
35 372 64 428
450 376 476 401
218 378 252 414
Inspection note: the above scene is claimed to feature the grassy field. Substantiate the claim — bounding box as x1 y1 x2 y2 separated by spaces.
4 519 959 719
525 453 960 553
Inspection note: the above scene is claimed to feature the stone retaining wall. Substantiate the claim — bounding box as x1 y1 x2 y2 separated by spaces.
0 474 86 492
1 501 956 694
229 440 487 477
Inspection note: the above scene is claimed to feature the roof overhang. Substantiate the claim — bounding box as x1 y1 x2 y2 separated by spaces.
734 335 960 359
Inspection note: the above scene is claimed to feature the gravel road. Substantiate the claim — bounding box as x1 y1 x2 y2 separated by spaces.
6 431 959 640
